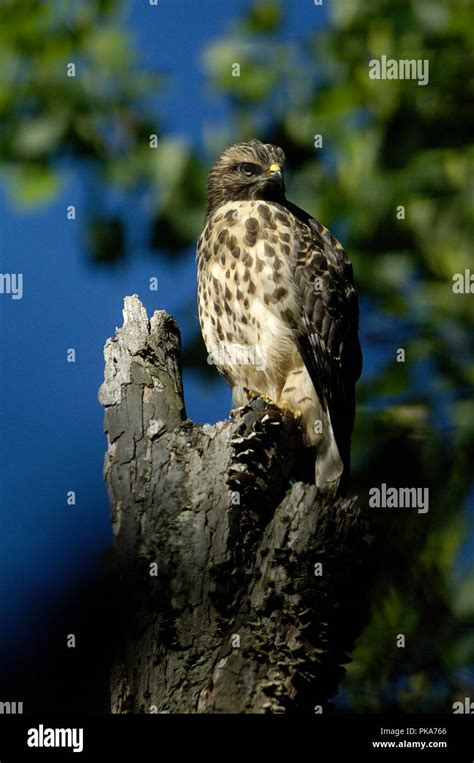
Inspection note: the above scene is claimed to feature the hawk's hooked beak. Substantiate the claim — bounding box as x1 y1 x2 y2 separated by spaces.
267 162 283 185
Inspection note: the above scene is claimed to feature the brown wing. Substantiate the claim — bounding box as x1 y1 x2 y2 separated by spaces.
283 201 362 476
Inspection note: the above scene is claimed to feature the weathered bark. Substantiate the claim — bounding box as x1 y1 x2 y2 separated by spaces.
99 295 373 714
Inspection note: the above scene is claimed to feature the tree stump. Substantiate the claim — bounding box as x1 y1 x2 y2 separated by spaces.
98 295 372 713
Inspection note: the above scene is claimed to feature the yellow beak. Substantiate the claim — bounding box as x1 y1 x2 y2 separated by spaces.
268 163 281 175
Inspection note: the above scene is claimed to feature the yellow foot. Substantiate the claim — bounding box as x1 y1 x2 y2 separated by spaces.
243 388 302 421
277 399 303 422
244 387 275 405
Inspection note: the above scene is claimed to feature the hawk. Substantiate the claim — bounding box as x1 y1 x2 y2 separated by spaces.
197 139 362 493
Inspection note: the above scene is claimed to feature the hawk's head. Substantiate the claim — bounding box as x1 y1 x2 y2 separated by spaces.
206 139 286 215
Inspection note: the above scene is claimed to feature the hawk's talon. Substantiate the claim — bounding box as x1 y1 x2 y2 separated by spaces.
277 400 303 422
243 387 275 406
243 388 302 422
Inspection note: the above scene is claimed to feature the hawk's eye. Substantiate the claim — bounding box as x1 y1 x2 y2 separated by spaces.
237 162 260 177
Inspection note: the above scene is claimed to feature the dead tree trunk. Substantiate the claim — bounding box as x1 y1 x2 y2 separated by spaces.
99 295 373 714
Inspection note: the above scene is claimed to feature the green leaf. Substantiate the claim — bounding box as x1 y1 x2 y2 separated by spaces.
8 164 62 206
13 115 67 158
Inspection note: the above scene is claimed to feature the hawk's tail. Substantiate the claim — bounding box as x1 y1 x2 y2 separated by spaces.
314 418 344 492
